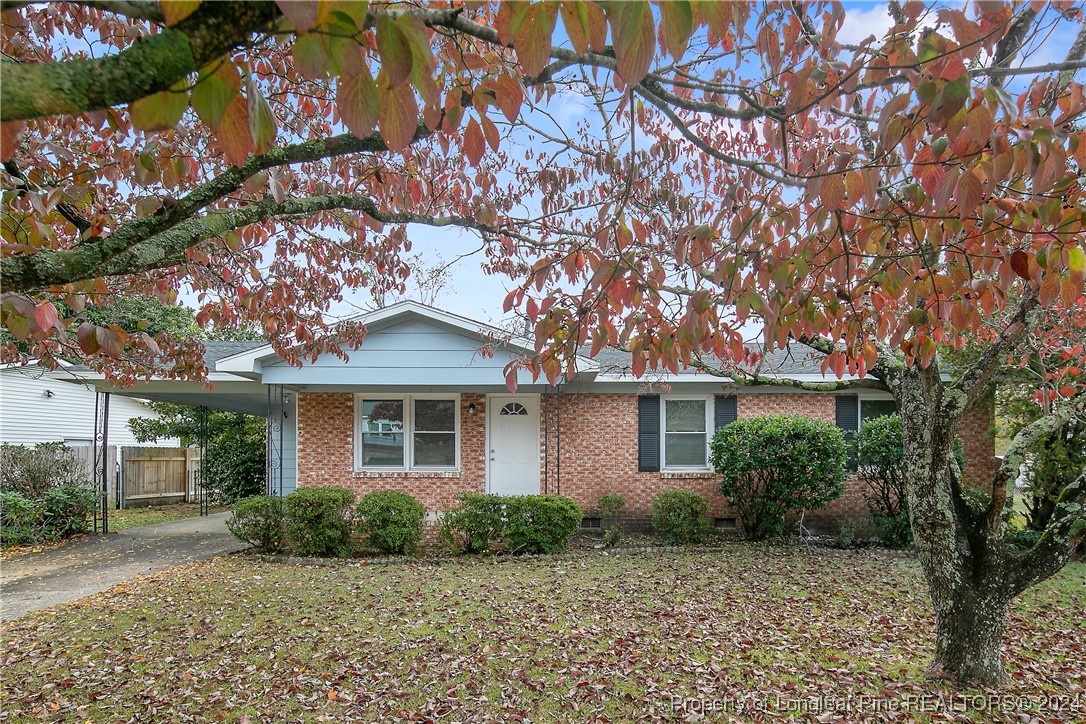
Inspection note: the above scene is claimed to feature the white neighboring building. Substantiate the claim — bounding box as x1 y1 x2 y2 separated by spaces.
0 362 179 448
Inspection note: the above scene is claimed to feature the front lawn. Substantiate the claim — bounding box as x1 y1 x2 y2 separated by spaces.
2 546 1083 721
106 503 227 531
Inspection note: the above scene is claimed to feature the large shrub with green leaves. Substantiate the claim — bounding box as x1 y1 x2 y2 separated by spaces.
712 415 847 541
227 495 285 551
651 490 710 545
1 442 88 498
283 486 354 556
505 495 583 554
0 443 96 545
441 493 582 554
440 493 508 553
853 414 911 547
355 490 426 555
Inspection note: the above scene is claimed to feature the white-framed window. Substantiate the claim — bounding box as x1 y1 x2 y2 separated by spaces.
661 396 712 469
354 394 459 470
859 398 897 426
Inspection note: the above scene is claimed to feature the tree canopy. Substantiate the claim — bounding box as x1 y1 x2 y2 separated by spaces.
2 0 1085 687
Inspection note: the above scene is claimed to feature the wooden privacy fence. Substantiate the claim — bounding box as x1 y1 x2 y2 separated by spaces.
120 446 201 508
70 444 117 505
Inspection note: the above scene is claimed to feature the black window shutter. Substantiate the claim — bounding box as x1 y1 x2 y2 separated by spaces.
637 395 661 472
714 395 737 430
835 394 860 434
836 394 860 468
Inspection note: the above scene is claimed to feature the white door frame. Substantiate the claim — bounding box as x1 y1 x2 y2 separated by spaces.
485 393 541 495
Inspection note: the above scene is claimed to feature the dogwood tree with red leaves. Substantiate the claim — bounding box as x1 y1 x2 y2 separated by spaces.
2 0 1085 687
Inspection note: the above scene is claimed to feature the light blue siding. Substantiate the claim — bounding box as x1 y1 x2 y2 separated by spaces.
260 318 527 387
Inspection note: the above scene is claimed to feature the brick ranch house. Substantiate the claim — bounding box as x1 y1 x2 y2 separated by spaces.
81 301 996 535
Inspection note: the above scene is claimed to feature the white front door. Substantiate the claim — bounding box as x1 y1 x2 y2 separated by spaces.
488 395 540 496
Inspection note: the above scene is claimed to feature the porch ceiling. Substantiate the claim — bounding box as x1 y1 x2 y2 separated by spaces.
67 377 273 416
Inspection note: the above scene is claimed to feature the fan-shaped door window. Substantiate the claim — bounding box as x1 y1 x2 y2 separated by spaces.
499 402 528 416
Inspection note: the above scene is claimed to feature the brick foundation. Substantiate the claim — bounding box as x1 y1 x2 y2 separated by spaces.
297 391 996 537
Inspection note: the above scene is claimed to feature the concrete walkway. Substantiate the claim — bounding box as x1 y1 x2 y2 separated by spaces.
1 512 243 622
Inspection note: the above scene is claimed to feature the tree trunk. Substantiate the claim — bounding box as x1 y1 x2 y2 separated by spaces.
894 367 1014 688
927 583 1011 687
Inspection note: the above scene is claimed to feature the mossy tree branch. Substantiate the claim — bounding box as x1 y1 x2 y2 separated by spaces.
1 1 279 122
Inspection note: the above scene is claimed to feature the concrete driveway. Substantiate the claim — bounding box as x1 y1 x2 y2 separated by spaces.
1 512 243 622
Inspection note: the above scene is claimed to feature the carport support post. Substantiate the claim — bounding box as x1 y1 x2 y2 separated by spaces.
199 405 209 516
92 391 110 534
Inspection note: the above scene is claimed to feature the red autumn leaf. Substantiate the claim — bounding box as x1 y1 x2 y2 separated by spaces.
820 174 845 211
660 0 693 61
1 121 26 161
491 75 524 124
955 168 983 219
33 302 58 332
463 117 485 167
275 0 322 35
76 323 100 355
513 2 558 79
609 1 656 86
216 95 254 167
377 79 419 153
560 0 607 55
337 67 379 139
480 114 500 152
1009 250 1031 280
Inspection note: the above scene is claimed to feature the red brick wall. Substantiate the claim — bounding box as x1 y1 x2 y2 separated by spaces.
296 393 487 511
297 390 997 536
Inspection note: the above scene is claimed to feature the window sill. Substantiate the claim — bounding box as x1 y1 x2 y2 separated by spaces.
661 469 717 479
353 469 461 479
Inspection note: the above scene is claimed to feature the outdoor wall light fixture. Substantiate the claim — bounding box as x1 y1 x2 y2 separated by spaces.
44 389 55 398
467 402 477 415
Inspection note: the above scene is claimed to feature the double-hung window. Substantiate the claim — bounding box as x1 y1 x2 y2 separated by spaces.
859 398 897 426
356 395 458 470
662 397 711 468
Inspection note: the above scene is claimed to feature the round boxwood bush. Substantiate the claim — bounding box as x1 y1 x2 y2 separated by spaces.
283 486 354 557
652 490 710 545
355 490 426 555
505 495 583 554
711 415 847 541
440 493 509 553
227 494 285 551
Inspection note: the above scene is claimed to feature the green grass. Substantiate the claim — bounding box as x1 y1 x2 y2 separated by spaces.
2 546 1083 721
106 503 227 531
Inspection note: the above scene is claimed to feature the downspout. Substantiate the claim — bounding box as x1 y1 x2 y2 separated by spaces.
556 382 562 496
543 386 550 494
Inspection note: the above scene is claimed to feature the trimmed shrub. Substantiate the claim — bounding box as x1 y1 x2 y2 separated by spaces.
652 490 710 545
355 490 426 555
227 495 285 551
42 484 97 538
712 415 847 541
441 493 583 554
505 495 583 554
283 486 353 556
441 493 508 553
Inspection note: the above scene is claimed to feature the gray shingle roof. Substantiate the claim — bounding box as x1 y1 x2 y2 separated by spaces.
585 344 829 377
201 341 266 370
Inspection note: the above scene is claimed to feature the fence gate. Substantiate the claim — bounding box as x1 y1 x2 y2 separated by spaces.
119 447 201 508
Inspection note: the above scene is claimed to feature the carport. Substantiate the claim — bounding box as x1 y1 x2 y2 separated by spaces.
65 342 295 533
